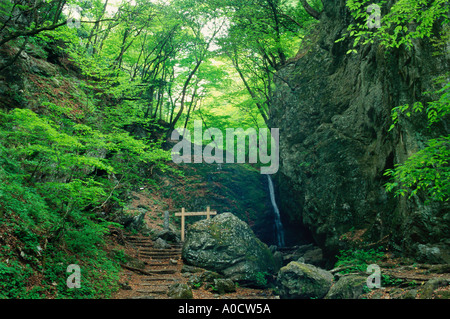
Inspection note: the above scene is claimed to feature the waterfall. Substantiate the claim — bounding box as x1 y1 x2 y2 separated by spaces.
267 175 285 247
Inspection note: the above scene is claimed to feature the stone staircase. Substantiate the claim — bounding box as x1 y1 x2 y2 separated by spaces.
125 235 183 298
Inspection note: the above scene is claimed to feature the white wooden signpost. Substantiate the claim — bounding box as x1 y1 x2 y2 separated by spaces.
175 206 217 241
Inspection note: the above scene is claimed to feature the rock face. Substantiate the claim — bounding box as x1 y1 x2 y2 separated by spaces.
182 213 276 286
276 262 333 299
269 0 450 260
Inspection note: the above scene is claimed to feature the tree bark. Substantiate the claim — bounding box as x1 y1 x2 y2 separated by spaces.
300 0 321 20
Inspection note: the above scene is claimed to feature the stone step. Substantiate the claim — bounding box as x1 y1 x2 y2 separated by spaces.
138 249 182 254
130 296 156 299
126 240 153 244
147 269 177 274
126 235 152 239
142 277 179 282
136 289 167 295
139 253 181 258
140 283 173 287
132 243 153 249
140 250 181 254
145 262 178 267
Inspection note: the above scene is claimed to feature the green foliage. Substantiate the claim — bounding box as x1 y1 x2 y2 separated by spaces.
253 271 270 287
381 274 403 287
0 261 38 298
384 135 450 202
0 103 170 298
344 0 449 50
385 80 450 202
342 1 450 203
334 248 385 274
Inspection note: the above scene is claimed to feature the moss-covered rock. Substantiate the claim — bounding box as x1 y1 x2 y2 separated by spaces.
182 213 276 286
276 262 333 299
167 283 193 299
325 275 367 299
213 278 236 294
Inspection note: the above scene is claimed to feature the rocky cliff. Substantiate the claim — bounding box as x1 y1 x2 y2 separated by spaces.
270 0 449 263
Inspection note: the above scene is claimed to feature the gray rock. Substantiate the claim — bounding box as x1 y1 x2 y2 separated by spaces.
417 244 450 264
154 229 180 243
201 270 223 283
119 212 146 232
282 245 324 267
273 251 284 273
181 265 204 273
419 278 450 299
153 237 171 249
302 247 324 266
167 283 193 299
213 278 236 294
402 289 418 299
325 275 367 299
277 262 333 299
182 213 276 286
187 274 203 289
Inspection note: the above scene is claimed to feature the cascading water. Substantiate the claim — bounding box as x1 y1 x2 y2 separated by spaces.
267 175 285 247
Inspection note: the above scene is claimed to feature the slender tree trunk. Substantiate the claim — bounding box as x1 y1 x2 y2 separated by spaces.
231 51 269 126
169 58 202 132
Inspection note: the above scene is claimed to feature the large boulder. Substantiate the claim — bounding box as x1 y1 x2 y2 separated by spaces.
325 275 368 299
182 213 276 286
277 262 333 299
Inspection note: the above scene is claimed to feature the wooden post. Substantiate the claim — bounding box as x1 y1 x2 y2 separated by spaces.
175 207 217 242
181 207 185 242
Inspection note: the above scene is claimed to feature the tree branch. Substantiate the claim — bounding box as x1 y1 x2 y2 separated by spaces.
0 20 68 47
300 0 321 20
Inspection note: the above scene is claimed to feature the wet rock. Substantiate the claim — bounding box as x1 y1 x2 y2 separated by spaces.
182 213 276 286
213 278 236 294
153 229 180 243
167 283 193 299
417 244 450 264
153 238 171 249
118 212 146 232
325 275 367 299
277 262 333 299
419 278 450 299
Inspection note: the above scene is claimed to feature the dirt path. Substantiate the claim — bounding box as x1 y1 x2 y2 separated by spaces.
112 190 276 299
113 235 184 299
112 234 276 299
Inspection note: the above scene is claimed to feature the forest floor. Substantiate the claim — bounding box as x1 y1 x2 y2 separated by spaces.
106 159 449 300
111 189 276 299
109 188 450 300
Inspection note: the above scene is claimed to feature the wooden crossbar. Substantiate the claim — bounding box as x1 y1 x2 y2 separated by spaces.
175 211 218 217
175 206 217 241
